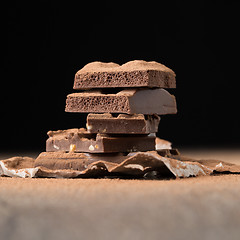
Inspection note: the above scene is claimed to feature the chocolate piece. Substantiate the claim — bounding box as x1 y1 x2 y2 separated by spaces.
34 151 214 179
65 89 177 115
34 151 174 177
87 113 160 134
46 128 156 153
73 60 176 89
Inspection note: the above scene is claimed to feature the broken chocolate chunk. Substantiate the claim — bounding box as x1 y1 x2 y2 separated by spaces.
73 60 176 89
65 89 177 115
87 113 160 134
46 128 156 153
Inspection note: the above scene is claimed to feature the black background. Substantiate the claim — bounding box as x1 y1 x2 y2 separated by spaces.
2 0 239 151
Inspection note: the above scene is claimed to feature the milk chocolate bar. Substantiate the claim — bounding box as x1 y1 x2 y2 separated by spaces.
87 113 160 134
46 128 156 153
65 89 177 115
73 60 176 89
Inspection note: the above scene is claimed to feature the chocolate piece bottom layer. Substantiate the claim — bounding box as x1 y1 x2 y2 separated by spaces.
46 128 156 153
65 89 177 115
33 150 215 178
87 113 160 134
35 149 181 172
74 60 176 89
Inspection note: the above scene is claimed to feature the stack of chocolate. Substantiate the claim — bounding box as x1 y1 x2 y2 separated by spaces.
35 60 177 174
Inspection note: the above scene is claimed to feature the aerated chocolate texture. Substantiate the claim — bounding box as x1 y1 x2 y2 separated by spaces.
46 128 156 153
65 89 177 115
87 113 160 134
74 60 176 89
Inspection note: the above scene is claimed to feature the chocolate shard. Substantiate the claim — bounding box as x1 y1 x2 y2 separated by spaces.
73 60 176 89
46 128 156 153
65 89 177 115
87 113 160 134
155 137 172 150
0 157 37 178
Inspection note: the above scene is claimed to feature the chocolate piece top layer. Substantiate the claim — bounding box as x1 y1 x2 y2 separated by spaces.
87 113 160 134
74 60 176 89
65 89 177 115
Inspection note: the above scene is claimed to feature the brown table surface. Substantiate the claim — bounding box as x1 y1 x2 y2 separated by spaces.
1 149 240 240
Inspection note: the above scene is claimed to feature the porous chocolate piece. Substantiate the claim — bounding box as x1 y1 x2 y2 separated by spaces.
65 89 177 115
87 113 160 134
46 128 156 153
73 60 176 89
